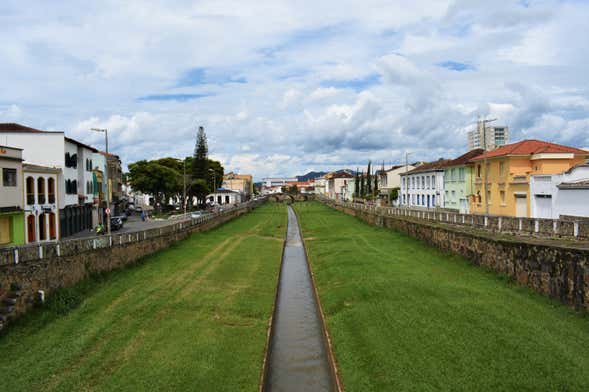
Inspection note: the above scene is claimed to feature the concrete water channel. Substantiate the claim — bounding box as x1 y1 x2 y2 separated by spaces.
263 206 337 392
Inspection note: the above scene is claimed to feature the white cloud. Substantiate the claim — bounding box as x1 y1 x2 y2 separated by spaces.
1 0 588 179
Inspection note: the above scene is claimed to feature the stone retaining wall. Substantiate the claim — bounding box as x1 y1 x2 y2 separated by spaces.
0 199 266 323
341 201 589 240
322 200 589 311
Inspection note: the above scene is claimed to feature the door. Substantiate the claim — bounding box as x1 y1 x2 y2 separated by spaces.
459 198 467 214
515 195 527 217
535 195 552 219
27 215 36 242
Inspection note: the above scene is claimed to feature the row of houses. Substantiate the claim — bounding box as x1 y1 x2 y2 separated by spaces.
0 123 123 247
314 139 589 220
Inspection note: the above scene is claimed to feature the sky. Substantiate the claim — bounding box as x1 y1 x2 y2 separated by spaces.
1 0 588 180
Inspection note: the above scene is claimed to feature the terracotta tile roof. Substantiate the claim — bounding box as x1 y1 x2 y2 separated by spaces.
470 139 589 161
403 159 452 175
446 148 485 166
0 123 62 133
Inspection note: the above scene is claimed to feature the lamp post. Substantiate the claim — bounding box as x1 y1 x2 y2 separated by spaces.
91 128 110 235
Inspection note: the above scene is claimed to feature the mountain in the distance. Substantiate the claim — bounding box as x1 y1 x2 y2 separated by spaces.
296 171 328 182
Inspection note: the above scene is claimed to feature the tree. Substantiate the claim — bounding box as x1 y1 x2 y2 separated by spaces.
128 160 181 210
192 126 210 205
360 171 365 197
354 169 360 198
366 161 372 195
208 159 224 191
374 169 379 195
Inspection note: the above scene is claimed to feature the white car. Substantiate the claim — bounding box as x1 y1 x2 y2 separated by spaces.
191 211 204 219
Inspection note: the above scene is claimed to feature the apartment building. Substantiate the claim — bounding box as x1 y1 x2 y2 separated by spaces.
468 121 509 151
222 172 253 200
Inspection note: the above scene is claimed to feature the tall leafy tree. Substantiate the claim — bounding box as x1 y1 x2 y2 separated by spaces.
128 160 181 210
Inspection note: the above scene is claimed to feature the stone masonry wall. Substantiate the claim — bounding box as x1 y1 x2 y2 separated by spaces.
0 200 265 324
323 200 589 311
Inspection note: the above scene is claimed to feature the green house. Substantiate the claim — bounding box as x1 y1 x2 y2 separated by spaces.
443 149 484 214
0 145 25 247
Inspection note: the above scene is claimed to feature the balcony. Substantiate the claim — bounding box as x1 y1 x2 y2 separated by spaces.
510 175 528 184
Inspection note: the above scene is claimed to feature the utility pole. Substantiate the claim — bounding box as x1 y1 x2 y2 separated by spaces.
479 118 496 216
183 158 187 215
405 151 412 208
91 128 110 235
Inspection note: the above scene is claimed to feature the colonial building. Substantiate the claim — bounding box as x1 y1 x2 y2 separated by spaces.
325 170 354 200
0 123 100 237
207 189 242 205
0 145 25 246
530 164 589 219
222 172 253 200
102 152 123 215
23 164 61 243
443 149 484 214
377 164 417 204
470 139 589 217
400 159 450 208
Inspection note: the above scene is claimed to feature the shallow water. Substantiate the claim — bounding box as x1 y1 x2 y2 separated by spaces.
263 206 335 392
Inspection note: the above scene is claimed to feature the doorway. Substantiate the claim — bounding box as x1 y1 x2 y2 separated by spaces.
27 215 36 243
515 195 527 217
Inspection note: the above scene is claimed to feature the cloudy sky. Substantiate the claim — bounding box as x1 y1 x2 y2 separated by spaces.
1 0 588 179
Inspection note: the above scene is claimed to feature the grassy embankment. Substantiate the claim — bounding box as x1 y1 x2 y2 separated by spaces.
295 201 589 391
0 203 286 392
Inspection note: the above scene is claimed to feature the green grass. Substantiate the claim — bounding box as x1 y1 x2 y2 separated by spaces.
294 202 589 391
0 203 286 392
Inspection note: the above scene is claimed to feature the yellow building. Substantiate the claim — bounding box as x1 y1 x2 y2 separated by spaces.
470 139 588 217
222 172 253 200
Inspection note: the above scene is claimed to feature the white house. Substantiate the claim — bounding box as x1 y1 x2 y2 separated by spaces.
23 163 61 243
530 164 589 219
0 123 99 237
399 159 450 208
207 189 242 205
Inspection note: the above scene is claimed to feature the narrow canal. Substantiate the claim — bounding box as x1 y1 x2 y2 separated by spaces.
263 206 335 392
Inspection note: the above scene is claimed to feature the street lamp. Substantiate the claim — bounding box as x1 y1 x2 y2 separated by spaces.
91 128 110 235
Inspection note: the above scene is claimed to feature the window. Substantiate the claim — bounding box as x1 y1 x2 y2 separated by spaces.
2 168 17 187
37 177 45 204
48 178 55 203
477 165 481 178
487 190 491 205
26 177 35 204
500 190 506 205
432 176 436 188
459 168 465 181
499 162 505 176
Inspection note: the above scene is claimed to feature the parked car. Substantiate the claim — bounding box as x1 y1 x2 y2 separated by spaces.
191 211 203 219
119 212 128 222
110 216 124 231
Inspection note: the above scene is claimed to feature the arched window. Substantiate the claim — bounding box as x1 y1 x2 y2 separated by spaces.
37 177 46 204
26 177 35 205
72 179 77 194
48 178 55 203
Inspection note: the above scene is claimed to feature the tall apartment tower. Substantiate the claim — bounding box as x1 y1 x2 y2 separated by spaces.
467 121 509 151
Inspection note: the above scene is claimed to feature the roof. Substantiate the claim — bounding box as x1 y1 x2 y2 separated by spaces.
385 164 404 172
446 148 485 167
470 139 589 161
324 170 354 179
0 123 62 134
0 145 23 150
23 163 61 173
100 151 121 160
65 137 98 152
564 163 589 174
402 159 452 175
558 180 589 190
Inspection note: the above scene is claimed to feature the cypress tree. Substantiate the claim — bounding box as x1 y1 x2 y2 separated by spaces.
192 126 210 205
360 171 365 197
366 161 372 195
354 168 360 198
374 167 378 195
